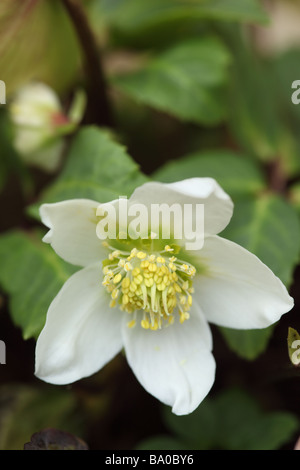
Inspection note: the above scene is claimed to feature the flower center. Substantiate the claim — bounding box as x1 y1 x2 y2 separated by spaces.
101 244 196 330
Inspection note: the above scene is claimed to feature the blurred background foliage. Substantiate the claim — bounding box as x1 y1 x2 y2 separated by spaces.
0 0 300 450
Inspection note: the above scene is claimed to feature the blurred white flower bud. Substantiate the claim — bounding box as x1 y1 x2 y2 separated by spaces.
254 0 300 55
9 82 85 172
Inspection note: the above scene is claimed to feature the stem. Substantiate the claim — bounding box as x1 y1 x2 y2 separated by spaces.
267 159 287 194
62 0 114 127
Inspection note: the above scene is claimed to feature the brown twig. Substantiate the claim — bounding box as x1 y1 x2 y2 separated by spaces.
267 159 287 194
61 0 114 127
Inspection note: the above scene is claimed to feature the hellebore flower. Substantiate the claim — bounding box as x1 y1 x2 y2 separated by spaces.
9 82 85 171
35 178 294 415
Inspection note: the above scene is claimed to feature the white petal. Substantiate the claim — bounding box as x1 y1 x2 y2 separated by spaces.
128 178 233 237
122 308 215 415
35 264 123 384
193 235 294 329
40 199 106 267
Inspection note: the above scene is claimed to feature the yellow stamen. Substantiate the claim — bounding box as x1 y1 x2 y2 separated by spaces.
141 319 150 329
113 273 122 284
102 244 197 331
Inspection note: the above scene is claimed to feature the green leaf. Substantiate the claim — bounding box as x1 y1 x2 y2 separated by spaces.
219 194 300 360
219 325 275 361
225 29 281 162
290 183 300 214
222 194 300 286
161 388 298 450
28 126 149 219
101 0 269 36
271 48 300 124
266 49 300 176
152 149 266 198
213 389 298 450
0 230 77 339
163 397 216 449
113 37 231 125
216 25 298 175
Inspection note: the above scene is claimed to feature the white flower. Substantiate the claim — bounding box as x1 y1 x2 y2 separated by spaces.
35 178 294 415
9 82 85 172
